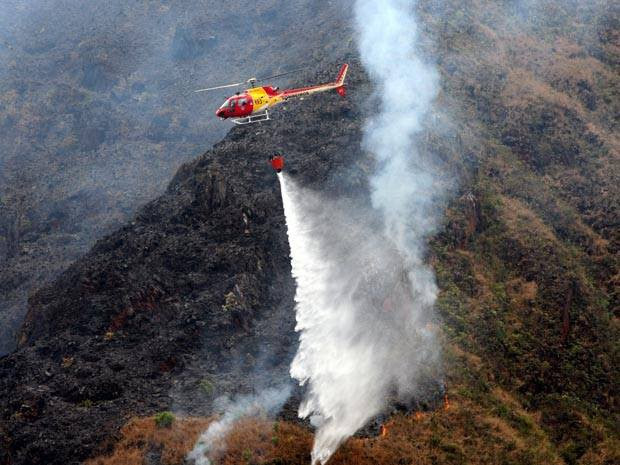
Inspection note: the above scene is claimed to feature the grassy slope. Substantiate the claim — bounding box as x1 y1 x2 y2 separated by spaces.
87 1 619 464
425 0 619 463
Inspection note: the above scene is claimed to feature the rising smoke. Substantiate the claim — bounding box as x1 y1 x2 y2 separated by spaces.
186 384 291 465
285 1 443 463
356 0 440 256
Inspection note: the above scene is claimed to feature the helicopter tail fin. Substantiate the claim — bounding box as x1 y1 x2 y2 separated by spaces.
335 64 348 97
335 64 348 86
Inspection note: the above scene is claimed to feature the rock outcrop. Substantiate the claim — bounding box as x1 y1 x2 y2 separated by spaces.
0 62 365 465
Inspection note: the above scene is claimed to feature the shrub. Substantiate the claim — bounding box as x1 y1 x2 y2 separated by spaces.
79 399 93 408
199 378 214 397
154 411 175 428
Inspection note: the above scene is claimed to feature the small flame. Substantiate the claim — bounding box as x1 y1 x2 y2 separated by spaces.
414 412 425 420
444 394 450 410
380 424 388 437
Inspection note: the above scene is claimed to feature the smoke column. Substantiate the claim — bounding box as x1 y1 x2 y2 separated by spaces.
356 0 440 258
284 1 442 463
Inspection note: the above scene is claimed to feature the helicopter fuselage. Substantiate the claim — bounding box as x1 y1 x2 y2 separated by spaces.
215 86 282 119
215 64 348 121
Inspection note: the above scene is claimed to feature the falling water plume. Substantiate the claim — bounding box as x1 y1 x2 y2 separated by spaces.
281 164 441 464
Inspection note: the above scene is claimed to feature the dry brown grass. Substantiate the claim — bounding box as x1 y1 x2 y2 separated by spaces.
502 68 579 112
449 342 484 370
86 386 566 465
483 415 526 449
86 374 572 465
323 398 560 465
506 278 538 311
85 415 211 465
577 437 620 465
500 195 558 244
217 417 312 465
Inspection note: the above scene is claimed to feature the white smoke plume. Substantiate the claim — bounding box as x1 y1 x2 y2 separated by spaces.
356 0 440 257
285 1 442 463
186 384 291 465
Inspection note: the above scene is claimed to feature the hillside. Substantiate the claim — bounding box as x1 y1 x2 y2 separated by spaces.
0 62 366 464
0 0 351 355
1 1 619 465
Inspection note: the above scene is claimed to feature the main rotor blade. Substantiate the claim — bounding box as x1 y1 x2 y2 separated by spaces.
253 67 309 82
194 82 243 93
194 65 310 92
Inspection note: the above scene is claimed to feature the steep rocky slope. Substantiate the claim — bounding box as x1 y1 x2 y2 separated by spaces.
0 0 352 355
0 62 365 465
1 1 618 464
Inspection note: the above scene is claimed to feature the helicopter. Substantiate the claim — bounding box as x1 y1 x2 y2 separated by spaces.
194 64 348 125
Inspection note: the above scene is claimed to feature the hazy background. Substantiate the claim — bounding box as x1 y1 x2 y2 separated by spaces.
0 0 354 355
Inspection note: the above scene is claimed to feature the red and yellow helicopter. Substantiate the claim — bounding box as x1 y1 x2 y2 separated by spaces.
195 64 349 125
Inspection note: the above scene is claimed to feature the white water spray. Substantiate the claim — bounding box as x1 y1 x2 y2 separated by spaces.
281 169 439 464
284 1 442 463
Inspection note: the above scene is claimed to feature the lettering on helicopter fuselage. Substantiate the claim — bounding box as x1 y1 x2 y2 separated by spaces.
283 90 314 100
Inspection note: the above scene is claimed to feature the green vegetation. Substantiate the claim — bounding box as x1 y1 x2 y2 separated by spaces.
154 411 175 428
199 377 215 397
78 399 93 409
422 2 619 461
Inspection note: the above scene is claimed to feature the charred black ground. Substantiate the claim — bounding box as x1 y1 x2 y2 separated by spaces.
0 61 368 465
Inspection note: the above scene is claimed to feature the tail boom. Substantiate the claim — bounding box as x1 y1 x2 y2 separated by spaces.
280 63 348 100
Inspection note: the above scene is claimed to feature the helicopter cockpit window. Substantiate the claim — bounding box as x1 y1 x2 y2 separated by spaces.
229 99 236 109
240 99 247 106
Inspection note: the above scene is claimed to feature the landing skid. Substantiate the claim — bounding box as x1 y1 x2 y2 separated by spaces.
232 111 270 125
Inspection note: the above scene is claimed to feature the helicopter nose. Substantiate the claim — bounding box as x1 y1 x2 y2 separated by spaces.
216 108 224 118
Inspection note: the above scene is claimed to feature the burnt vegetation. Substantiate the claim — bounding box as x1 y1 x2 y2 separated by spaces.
0 0 349 356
